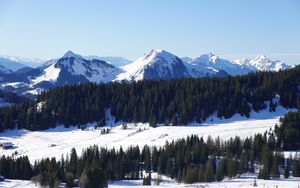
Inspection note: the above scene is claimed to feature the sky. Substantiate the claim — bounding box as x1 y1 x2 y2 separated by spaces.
0 0 299 64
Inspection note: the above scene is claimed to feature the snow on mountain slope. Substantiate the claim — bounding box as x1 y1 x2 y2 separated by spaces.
188 53 242 76
116 49 190 81
32 51 122 85
184 54 230 77
85 55 132 67
246 54 289 71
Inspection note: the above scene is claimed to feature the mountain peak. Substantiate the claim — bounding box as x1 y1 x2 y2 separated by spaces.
62 50 83 59
254 54 267 60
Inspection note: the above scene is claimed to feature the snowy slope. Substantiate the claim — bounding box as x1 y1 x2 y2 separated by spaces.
0 179 40 188
0 105 294 163
32 51 122 85
116 49 190 81
186 54 290 76
110 174 300 188
240 54 289 72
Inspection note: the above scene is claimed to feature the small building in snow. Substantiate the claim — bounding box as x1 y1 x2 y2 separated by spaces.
0 142 13 149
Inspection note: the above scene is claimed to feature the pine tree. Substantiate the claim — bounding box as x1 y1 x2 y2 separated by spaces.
292 156 300 177
204 159 215 182
258 146 272 180
270 153 280 178
284 165 290 179
216 159 226 181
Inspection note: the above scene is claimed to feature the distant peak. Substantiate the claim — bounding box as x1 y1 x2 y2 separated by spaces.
150 49 164 53
255 54 267 60
197 53 218 61
62 50 83 59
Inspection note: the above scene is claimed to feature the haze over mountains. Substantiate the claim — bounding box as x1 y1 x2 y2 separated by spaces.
0 49 290 96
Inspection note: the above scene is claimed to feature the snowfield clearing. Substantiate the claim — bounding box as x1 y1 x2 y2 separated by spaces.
2 174 300 188
110 174 300 188
0 106 295 163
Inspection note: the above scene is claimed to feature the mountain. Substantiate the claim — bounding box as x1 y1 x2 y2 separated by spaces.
185 53 290 76
0 50 291 96
116 49 191 81
32 51 122 86
0 51 122 96
234 54 289 72
185 54 233 77
0 55 43 68
84 56 132 67
0 64 12 74
0 57 28 72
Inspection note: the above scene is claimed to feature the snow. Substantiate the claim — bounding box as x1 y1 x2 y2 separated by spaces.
31 63 61 84
2 174 300 188
109 174 300 188
116 49 183 81
0 105 294 164
1 82 29 88
0 179 40 188
22 87 44 95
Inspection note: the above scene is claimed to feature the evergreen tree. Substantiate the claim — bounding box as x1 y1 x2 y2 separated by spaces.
204 159 215 182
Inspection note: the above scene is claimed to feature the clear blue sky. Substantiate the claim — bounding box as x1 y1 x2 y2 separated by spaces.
0 0 299 64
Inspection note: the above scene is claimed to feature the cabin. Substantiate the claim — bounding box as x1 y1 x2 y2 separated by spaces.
0 142 13 149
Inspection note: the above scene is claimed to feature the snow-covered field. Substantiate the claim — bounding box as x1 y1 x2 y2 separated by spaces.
2 174 300 188
0 179 39 188
0 106 295 163
110 174 300 188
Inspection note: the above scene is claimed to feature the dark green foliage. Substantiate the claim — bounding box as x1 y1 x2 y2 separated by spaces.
275 111 300 150
270 153 280 178
258 146 272 180
204 159 215 182
0 132 294 186
1 65 300 131
284 165 290 179
292 155 300 177
216 159 226 181
143 175 151 185
85 166 107 188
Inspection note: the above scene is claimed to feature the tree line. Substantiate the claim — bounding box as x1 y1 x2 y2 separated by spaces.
1 132 300 187
1 65 300 132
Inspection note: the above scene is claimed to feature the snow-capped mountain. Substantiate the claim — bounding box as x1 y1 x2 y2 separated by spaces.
233 54 289 72
32 51 122 86
185 53 236 77
0 51 122 96
116 49 190 81
0 49 291 96
84 56 132 67
185 53 290 76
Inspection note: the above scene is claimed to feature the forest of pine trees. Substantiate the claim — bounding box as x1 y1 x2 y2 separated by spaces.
0 65 300 133
0 133 300 187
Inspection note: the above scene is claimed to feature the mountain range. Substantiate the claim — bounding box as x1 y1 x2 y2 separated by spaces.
0 49 290 96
